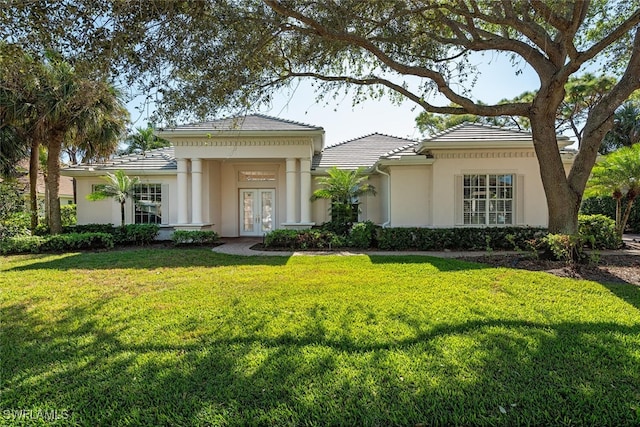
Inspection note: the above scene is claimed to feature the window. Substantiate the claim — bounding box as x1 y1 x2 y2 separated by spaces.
133 184 162 224
463 174 513 225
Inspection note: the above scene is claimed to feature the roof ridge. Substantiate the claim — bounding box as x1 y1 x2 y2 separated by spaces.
381 141 419 158
248 113 323 130
327 132 418 149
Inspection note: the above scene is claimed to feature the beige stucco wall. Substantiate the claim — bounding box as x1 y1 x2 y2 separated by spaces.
386 165 432 227
429 149 548 227
75 175 178 226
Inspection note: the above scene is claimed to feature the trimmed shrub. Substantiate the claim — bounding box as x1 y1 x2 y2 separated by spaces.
264 229 300 249
264 229 345 250
0 236 45 254
581 195 640 233
377 227 547 251
578 214 621 249
40 233 114 252
172 230 220 246
0 232 114 255
63 223 116 234
113 224 159 246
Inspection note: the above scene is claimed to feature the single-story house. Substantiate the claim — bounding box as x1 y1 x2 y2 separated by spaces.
61 114 575 237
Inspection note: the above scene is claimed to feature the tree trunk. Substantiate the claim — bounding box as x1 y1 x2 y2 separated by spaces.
46 132 64 234
619 197 636 238
29 139 39 231
120 201 125 227
530 107 581 234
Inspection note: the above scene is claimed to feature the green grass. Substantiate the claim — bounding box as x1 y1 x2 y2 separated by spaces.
1 249 639 426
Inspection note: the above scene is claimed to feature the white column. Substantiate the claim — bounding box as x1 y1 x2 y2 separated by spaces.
177 158 189 224
285 158 297 223
191 158 203 224
300 158 312 223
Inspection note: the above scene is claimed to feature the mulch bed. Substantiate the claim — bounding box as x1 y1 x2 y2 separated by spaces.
454 253 640 285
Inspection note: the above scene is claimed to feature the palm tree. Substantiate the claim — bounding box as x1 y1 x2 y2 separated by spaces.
120 125 171 155
600 101 640 154
586 144 640 238
87 170 140 227
1 43 43 229
312 166 376 233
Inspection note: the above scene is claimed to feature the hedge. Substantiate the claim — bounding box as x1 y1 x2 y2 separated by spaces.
0 232 114 255
172 230 220 246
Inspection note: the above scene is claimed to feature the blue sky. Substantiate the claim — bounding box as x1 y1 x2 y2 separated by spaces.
127 53 542 147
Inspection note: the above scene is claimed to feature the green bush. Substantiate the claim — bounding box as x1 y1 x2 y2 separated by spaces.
172 230 220 246
62 223 159 245
377 227 547 251
0 236 45 254
581 195 640 233
113 224 159 246
540 233 589 264
264 229 300 249
348 221 378 248
63 223 116 234
264 229 344 250
578 214 621 249
61 204 77 227
0 232 114 255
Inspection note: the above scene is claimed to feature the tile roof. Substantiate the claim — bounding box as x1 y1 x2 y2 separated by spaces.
422 122 570 144
63 147 177 173
313 133 418 169
161 114 323 132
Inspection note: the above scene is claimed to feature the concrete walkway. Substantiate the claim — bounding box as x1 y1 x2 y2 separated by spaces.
212 236 640 257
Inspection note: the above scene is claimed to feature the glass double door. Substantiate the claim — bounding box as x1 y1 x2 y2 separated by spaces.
240 189 275 236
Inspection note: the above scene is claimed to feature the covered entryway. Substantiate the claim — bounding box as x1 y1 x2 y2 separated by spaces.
239 189 275 236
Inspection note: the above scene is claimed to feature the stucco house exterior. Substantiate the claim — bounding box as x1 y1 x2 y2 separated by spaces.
61 114 575 237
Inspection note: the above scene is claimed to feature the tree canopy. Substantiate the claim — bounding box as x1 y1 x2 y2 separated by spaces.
2 1 640 233
0 44 129 233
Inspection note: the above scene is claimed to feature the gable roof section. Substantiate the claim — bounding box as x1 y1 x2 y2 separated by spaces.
418 122 571 151
160 114 323 132
313 133 418 170
62 147 176 176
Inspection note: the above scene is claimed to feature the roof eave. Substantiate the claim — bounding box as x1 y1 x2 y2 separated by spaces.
61 169 177 177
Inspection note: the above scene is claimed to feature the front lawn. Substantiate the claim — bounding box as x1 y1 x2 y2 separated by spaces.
1 250 639 426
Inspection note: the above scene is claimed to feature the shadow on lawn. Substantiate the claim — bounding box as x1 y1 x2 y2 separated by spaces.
3 299 640 426
5 248 291 271
367 254 489 271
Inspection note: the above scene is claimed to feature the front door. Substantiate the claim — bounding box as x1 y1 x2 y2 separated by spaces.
240 189 275 236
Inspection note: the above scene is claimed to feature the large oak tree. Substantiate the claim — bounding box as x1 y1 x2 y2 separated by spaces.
3 0 640 233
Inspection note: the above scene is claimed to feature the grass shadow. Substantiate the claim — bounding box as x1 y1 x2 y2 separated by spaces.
4 248 291 271
3 299 640 426
367 254 490 271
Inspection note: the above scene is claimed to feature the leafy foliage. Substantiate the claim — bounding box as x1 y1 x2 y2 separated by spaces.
312 167 376 234
1 43 128 233
578 214 621 250
581 196 640 233
586 143 640 237
0 232 114 255
171 230 220 246
2 2 640 233
120 125 171 155
600 99 640 154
